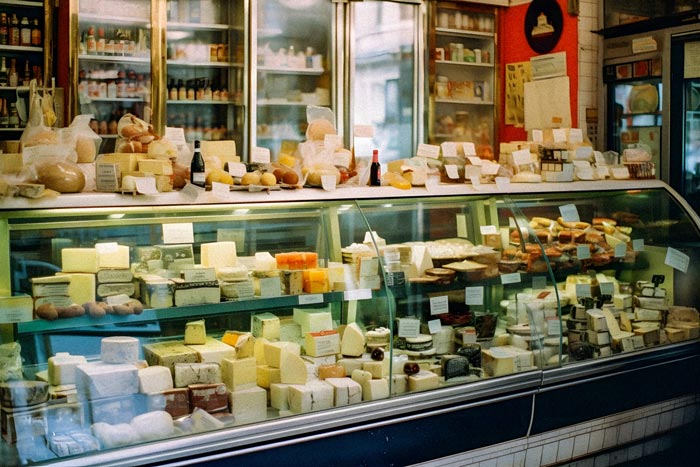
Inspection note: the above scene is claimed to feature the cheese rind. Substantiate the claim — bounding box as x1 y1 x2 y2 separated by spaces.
61 248 98 273
280 351 308 384
76 362 139 399
143 341 198 373
288 381 334 413
101 336 140 364
325 377 362 406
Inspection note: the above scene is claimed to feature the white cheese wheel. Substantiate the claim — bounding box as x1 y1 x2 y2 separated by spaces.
101 336 140 364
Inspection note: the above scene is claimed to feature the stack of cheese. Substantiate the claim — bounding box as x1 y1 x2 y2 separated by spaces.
96 153 174 193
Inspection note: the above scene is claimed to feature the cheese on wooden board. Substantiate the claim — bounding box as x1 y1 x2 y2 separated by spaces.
293 307 333 335
173 363 222 387
229 385 267 425
101 336 140 364
143 341 198 373
256 365 281 388
187 337 236 364
138 366 174 394
264 341 301 368
280 351 308 384
200 241 238 272
184 320 207 345
48 352 88 386
252 312 280 340
96 243 130 269
361 378 389 401
325 377 362 406
61 248 98 273
288 381 333 413
305 330 340 357
408 371 439 392
76 362 138 399
221 357 257 390
341 322 365 357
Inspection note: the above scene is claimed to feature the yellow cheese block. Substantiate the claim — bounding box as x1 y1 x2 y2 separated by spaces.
280 351 308 384
95 243 130 270
61 248 98 273
184 320 207 345
138 159 174 175
256 365 281 389
221 356 256 390
56 273 96 305
221 331 255 358
264 341 301 368
98 153 144 173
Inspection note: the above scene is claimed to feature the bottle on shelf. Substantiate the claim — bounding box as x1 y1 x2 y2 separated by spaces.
31 19 41 46
195 79 204 101
22 59 30 86
9 13 19 46
168 79 177 100
0 57 8 87
177 79 186 100
9 101 19 128
96 27 105 55
369 149 381 186
190 140 206 187
0 98 9 127
0 13 8 46
20 16 30 47
203 79 212 101
186 79 195 101
8 58 17 87
86 26 97 54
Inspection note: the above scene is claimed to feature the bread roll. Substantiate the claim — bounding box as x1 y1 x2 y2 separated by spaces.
75 136 97 163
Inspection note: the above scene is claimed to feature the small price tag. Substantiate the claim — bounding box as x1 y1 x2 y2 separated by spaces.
251 147 271 164
445 164 460 180
162 223 194 244
480 225 498 235
633 239 645 251
299 294 324 305
470 176 482 189
559 204 580 223
532 129 544 143
552 128 567 143
398 318 421 338
463 142 477 156
577 245 591 260
481 162 500 175
547 318 561 335
467 156 482 166
181 182 203 202
614 242 627 258
569 128 583 143
600 281 615 296
428 319 442 334
465 286 484 305
512 149 532 166
321 174 337 191
665 247 690 273
416 143 441 159
576 283 592 298
344 288 372 301
495 176 510 191
429 295 449 315
441 142 458 158
228 162 247 177
135 177 159 195
211 181 230 200
501 273 521 285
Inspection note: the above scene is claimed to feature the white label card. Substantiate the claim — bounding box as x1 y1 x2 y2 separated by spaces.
553 128 567 143
441 142 458 158
321 174 337 191
344 288 372 301
416 143 441 159
480 225 498 235
600 281 615 296
96 163 120 192
463 142 477 156
512 149 532 166
428 319 442 334
228 162 247 178
577 245 591 260
614 243 627 258
665 247 690 273
251 147 271 164
482 162 501 175
547 318 561 335
299 294 324 305
532 276 547 290
569 128 583 143
633 239 645 251
164 127 187 146
429 295 449 315
576 283 592 298
501 273 521 285
135 177 158 195
181 183 202 202
470 176 482 188
532 129 544 143
467 156 482 166
211 181 230 199
445 164 460 179
162 223 194 244
495 176 510 191
559 204 580 223
398 318 421 338
465 286 484 305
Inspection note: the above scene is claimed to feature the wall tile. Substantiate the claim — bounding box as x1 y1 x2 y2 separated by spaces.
524 444 542 467
588 429 604 453
557 437 575 463
541 442 559 466
573 433 591 458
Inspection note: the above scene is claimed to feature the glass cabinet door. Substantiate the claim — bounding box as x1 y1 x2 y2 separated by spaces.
251 0 334 160
165 0 246 148
72 0 152 151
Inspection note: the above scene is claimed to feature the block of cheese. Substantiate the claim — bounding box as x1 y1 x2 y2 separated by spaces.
138 366 174 394
613 294 633 310
281 270 304 295
173 363 221 387
184 320 207 345
130 410 175 442
76 362 138 400
96 243 130 269
143 341 198 373
280 318 302 342
61 248 98 273
325 377 362 406
341 322 365 357
252 312 281 340
481 346 534 377
256 365 281 389
156 244 195 271
351 369 373 386
55 273 96 305
140 278 174 308
408 371 439 392
635 307 665 322
305 330 340 357
96 269 134 284
101 336 140 364
264 341 301 368
221 357 257 390
172 279 220 306
391 374 408 395
222 331 255 358
229 385 267 425
0 381 49 408
587 330 611 346
189 383 228 413
200 241 238 272
48 352 88 386
293 306 333 335
317 364 346 380
270 383 292 410
98 152 143 173
665 327 687 343
187 337 236 364
253 337 269 365
31 275 70 297
337 357 364 375
280 351 308 384
361 378 389 401
441 355 469 380
160 388 190 418
138 158 173 175
302 268 330 293
362 359 390 379
96 282 136 299
586 309 608 332
288 381 334 413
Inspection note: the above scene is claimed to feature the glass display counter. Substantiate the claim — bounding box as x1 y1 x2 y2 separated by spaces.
0 180 698 466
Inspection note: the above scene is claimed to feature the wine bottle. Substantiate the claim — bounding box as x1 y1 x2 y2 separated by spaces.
369 149 381 186
190 140 206 187
0 57 8 87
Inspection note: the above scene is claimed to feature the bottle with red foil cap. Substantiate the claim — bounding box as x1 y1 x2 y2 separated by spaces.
369 149 381 186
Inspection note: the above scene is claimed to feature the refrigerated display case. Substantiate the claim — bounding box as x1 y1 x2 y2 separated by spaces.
427 1 498 159
0 180 699 466
251 0 334 160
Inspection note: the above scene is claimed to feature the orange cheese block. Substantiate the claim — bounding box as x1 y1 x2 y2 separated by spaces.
303 268 330 294
318 364 346 380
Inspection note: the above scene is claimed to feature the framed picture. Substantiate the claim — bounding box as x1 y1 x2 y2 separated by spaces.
525 0 564 54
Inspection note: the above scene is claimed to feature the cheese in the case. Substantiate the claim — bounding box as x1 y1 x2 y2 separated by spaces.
222 331 254 358
270 383 292 410
317 364 345 380
171 279 220 307
362 359 389 379
351 369 373 386
391 374 408 395
160 388 190 418
138 366 174 394
140 278 174 308
138 158 173 175
187 337 236 364
31 275 70 297
76 362 139 400
288 381 334 413
55 273 96 305
281 270 304 295
280 351 308 384
48 352 88 386
61 248 98 273
256 365 281 389
280 318 302 342
361 378 389 401
252 312 281 340
481 346 534 377
253 337 269 365
293 306 333 335
303 268 330 293
408 370 439 392
305 330 340 357
264 341 301 368
254 252 276 271
96 243 130 269
96 282 136 299
341 322 365 357
325 377 362 406
130 410 174 441
143 341 198 373
0 381 49 408
200 241 238 272
173 362 222 387
221 357 256 390
229 385 267 425
184 320 207 345
441 355 469 380
101 336 140 364
189 383 228 413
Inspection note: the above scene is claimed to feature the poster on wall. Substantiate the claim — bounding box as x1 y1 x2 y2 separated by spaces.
505 61 532 127
525 0 563 54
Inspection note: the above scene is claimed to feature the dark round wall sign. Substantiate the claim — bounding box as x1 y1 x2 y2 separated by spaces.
524 0 563 54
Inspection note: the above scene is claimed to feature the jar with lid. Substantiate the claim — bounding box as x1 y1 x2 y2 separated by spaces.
435 76 450 98
20 16 30 47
